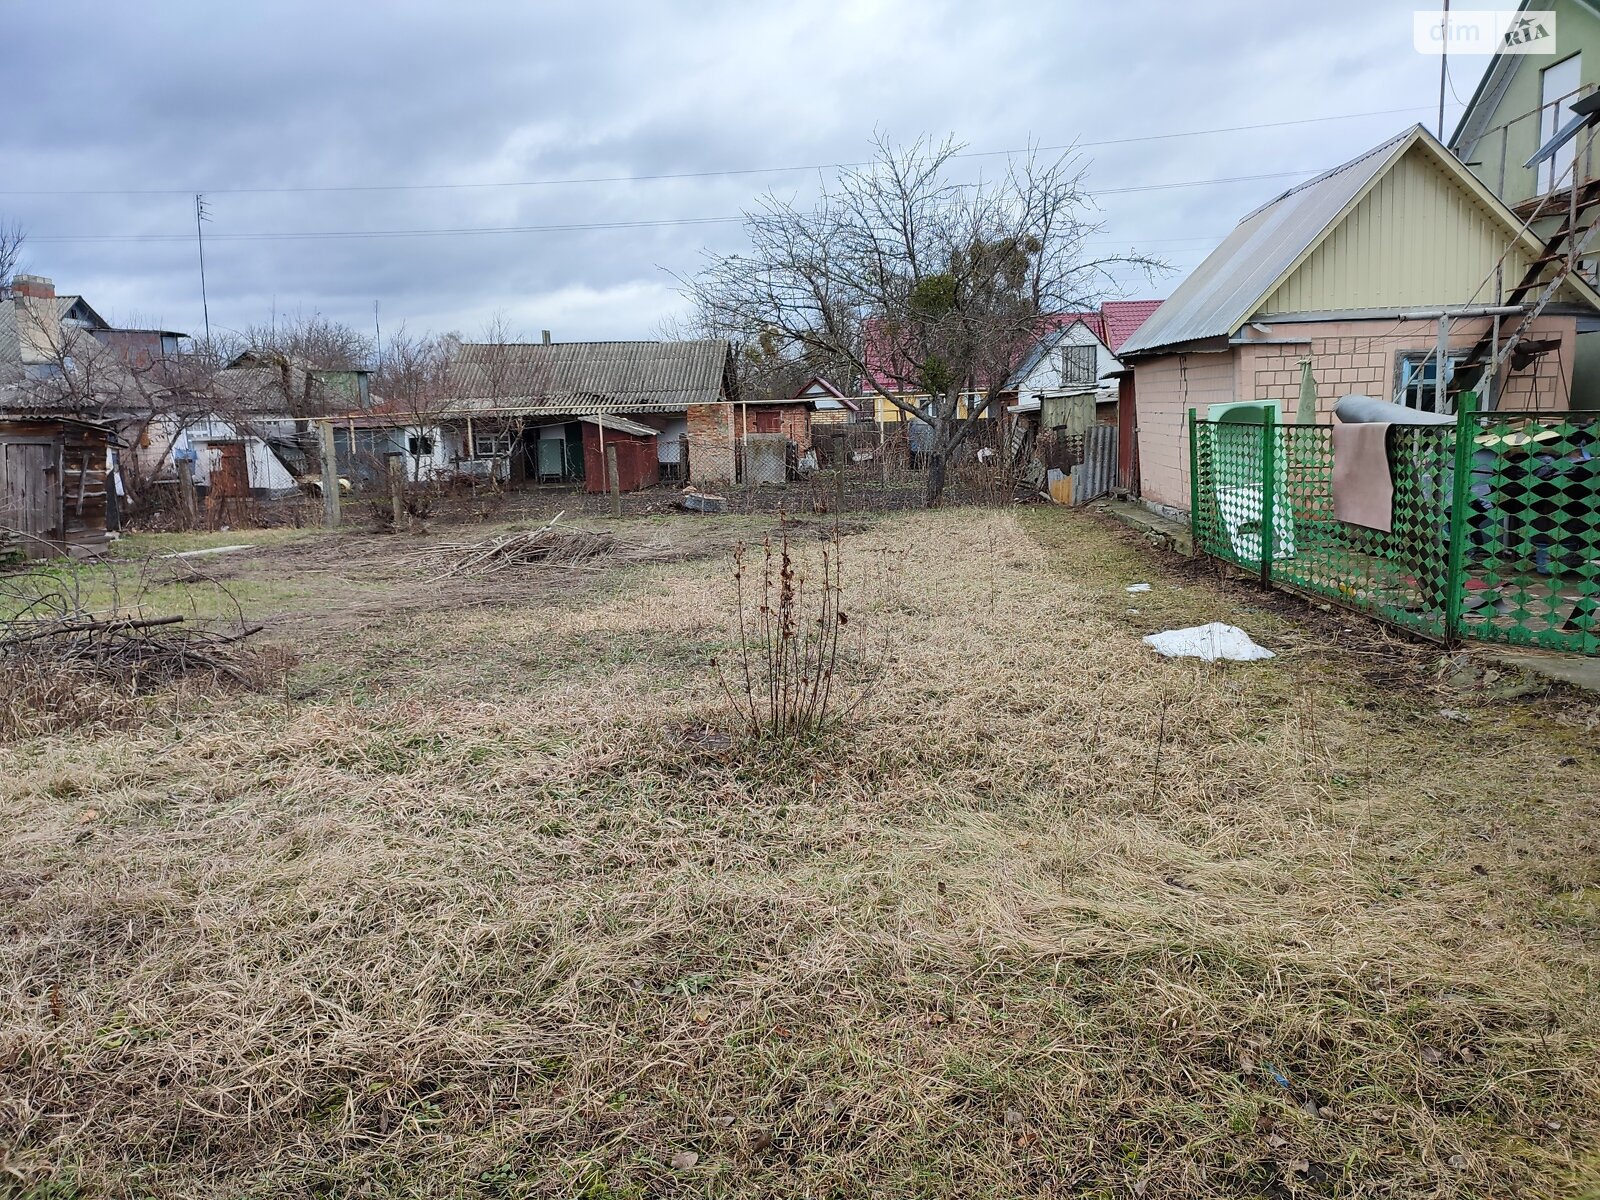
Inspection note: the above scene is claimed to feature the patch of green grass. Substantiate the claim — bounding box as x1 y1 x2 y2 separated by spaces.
109 527 317 559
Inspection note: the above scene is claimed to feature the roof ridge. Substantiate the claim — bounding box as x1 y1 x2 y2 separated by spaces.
1236 124 1421 223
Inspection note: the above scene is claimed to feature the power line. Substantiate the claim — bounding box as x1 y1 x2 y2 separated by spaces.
23 170 1319 245
0 106 1430 198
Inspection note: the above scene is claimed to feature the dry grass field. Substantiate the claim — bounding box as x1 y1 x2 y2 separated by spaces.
2 507 1598 1199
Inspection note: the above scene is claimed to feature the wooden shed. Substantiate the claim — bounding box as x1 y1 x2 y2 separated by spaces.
0 412 116 559
579 414 660 494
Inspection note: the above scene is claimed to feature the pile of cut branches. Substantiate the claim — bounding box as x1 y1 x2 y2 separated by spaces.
1 554 270 739
2 612 264 687
422 512 657 577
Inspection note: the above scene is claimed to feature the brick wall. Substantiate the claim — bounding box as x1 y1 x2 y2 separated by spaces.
686 402 738 484
1132 351 1238 510
1136 313 1581 513
739 402 811 446
1238 316 1577 420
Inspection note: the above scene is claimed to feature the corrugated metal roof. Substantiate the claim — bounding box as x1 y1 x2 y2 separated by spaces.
576 413 658 437
452 339 730 412
1120 129 1415 356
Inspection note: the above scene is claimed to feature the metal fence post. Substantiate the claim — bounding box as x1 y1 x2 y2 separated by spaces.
1187 408 1200 555
1259 409 1278 585
1443 390 1478 645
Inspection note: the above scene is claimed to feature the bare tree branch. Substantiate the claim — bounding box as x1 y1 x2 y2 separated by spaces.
685 136 1166 503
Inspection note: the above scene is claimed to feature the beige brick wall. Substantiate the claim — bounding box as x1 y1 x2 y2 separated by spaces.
1238 315 1577 421
1135 313 1582 513
1132 351 1238 509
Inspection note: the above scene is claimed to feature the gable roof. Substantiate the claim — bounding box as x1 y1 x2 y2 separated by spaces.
56 295 110 330
794 375 845 399
1003 319 1109 391
1119 124 1600 356
1100 300 1163 352
1450 0 1600 153
452 339 732 413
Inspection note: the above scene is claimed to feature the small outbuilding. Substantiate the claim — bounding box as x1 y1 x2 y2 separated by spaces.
579 414 660 494
0 409 117 559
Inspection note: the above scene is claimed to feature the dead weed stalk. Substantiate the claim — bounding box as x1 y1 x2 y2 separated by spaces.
717 515 864 746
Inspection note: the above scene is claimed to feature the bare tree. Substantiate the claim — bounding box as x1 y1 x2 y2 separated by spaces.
373 325 462 480
0 220 25 291
240 310 373 371
689 135 1163 504
9 297 220 507
663 307 852 403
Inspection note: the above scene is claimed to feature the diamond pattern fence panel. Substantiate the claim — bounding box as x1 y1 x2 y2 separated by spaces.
1190 409 1600 654
1461 412 1600 653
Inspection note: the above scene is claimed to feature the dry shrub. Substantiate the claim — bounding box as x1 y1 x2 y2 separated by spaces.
419 513 676 577
0 654 135 739
0 554 273 742
717 515 864 745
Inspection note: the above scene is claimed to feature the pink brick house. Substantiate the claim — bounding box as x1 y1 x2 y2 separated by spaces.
1118 124 1600 513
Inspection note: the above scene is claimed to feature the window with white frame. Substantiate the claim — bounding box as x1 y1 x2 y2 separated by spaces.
1395 352 1472 413
1539 54 1582 193
474 431 514 457
1061 343 1098 389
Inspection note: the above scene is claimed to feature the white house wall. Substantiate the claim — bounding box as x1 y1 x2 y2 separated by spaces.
1015 322 1119 397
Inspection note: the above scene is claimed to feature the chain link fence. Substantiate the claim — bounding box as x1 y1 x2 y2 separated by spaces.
677 421 1037 513
1190 404 1600 654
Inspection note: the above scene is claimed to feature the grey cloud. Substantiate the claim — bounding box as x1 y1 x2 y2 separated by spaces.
7 0 1460 343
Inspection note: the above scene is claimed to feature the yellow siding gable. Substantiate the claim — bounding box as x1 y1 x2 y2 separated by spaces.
1257 146 1569 316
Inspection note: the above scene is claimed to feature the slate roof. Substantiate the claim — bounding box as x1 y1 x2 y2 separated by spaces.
451 339 732 413
0 303 19 364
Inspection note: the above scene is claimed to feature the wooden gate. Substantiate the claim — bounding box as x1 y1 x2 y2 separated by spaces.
212 443 249 498
2 440 62 557
205 442 251 528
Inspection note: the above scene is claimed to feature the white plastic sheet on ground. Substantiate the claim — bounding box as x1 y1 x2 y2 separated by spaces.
1142 622 1275 662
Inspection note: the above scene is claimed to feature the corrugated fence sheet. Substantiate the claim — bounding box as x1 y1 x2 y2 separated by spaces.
1070 425 1118 505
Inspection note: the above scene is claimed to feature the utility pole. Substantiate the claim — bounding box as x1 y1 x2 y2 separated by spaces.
373 300 382 374
194 194 212 349
1438 0 1451 140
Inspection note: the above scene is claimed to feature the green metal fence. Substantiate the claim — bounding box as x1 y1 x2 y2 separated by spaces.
1189 403 1600 655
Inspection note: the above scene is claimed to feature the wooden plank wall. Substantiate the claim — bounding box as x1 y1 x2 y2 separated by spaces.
0 418 112 554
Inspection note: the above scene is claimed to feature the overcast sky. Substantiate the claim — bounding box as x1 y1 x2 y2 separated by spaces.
6 1 1482 347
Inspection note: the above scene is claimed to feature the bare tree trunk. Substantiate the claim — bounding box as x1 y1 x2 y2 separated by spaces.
923 448 948 507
